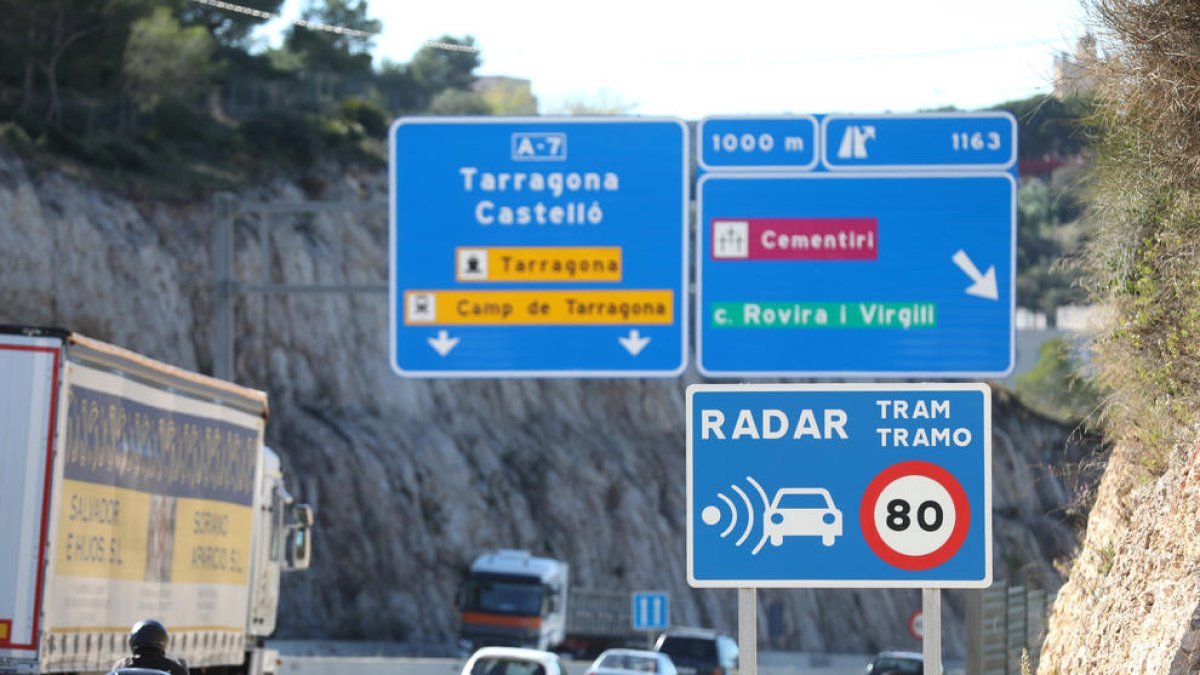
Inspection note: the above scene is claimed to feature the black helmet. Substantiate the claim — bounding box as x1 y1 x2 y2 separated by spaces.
129 619 168 652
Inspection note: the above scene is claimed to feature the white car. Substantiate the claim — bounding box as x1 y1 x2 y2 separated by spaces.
587 648 677 675
462 646 571 675
763 487 842 547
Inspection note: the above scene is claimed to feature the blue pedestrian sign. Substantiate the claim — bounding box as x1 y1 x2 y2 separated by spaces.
390 117 688 377
631 591 670 631
695 112 1016 378
687 383 992 588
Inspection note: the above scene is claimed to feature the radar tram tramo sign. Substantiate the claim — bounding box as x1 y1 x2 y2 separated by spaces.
686 383 992 588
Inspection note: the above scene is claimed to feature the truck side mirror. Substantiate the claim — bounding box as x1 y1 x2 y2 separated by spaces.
285 525 311 571
285 504 313 571
294 503 314 527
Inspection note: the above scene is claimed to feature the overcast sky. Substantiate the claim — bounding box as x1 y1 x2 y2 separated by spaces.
263 0 1091 118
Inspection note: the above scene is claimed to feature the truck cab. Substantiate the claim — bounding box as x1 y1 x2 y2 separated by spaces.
459 550 568 652
247 447 314 637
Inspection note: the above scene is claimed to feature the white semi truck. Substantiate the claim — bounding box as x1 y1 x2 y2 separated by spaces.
0 326 313 674
458 550 640 658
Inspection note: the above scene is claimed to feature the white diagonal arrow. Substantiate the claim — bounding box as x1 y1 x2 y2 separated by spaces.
952 249 999 301
618 329 651 356
427 330 460 356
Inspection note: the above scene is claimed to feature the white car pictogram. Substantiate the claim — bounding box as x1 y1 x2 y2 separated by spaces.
763 487 842 547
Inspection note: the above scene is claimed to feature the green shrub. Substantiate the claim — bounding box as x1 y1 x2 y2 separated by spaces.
0 122 35 157
145 99 231 149
92 135 153 171
238 110 327 166
339 97 388 138
1016 337 1101 422
43 128 150 171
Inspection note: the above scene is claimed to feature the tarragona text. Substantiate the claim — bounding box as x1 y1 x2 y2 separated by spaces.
458 167 620 226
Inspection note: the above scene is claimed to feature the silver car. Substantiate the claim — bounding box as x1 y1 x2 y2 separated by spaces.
587 649 676 675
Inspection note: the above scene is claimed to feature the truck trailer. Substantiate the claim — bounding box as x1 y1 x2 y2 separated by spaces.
0 326 313 674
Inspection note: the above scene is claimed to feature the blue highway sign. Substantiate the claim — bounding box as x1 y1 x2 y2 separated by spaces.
631 591 669 631
822 113 1017 170
687 383 992 588
390 117 688 377
696 112 1016 378
698 116 818 171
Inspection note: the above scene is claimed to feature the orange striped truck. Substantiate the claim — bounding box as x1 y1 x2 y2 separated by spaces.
0 326 313 674
458 551 640 658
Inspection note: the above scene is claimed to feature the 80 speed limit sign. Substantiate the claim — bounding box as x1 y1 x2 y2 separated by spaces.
688 383 990 588
860 461 972 570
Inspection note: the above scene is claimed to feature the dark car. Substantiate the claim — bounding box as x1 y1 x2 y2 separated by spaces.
654 628 738 675
864 650 941 675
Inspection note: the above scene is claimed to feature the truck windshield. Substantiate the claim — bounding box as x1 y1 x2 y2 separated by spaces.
465 577 544 616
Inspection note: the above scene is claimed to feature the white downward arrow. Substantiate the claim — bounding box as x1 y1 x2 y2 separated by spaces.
952 249 999 301
618 329 651 356
427 330 460 356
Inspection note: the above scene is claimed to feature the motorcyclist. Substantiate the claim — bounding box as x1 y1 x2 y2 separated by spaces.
110 619 189 675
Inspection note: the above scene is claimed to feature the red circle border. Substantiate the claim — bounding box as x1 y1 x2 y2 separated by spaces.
907 610 923 641
859 460 971 571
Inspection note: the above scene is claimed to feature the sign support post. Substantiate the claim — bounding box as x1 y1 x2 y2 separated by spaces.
965 589 982 675
922 588 941 675
738 588 757 675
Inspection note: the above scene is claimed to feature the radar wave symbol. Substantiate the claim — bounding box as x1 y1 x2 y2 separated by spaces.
702 476 772 555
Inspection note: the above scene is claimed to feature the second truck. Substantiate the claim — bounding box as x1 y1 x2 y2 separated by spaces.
0 326 314 674
458 550 644 658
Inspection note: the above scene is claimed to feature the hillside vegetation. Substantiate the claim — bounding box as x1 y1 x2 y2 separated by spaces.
0 0 508 196
1039 0 1200 672
1077 0 1200 459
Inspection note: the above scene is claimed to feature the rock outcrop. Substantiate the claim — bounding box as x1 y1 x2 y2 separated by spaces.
0 148 1101 655
1040 435 1200 673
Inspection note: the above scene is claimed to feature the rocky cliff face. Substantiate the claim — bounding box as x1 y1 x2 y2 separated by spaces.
0 148 1101 656
1039 435 1200 674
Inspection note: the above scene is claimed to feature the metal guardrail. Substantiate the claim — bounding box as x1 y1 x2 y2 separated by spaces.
567 589 641 639
981 582 1055 675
